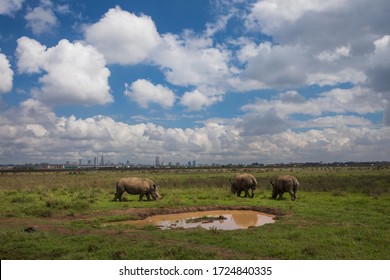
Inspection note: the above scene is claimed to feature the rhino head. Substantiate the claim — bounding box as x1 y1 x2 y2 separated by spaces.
230 179 238 194
150 185 162 200
270 180 278 198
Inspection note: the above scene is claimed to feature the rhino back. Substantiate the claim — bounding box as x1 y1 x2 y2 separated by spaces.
233 173 257 188
275 175 295 191
118 177 152 194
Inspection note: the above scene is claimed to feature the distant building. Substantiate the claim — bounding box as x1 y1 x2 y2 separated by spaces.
41 163 65 169
100 155 104 165
155 156 160 167
193 160 196 167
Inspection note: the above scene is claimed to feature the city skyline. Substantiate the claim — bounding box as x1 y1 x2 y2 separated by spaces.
2 154 199 167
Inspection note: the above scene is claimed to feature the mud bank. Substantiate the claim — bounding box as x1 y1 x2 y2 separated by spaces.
119 205 285 220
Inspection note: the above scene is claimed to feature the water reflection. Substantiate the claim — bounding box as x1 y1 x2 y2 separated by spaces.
115 210 275 230
232 211 259 228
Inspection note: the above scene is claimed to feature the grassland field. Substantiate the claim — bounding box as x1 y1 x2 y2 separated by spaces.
0 166 389 260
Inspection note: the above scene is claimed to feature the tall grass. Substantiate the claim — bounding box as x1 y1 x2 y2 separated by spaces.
0 167 389 217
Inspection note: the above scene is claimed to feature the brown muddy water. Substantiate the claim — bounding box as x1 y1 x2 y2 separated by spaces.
112 210 276 230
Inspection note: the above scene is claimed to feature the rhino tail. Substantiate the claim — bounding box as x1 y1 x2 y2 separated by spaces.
253 177 258 185
250 178 257 198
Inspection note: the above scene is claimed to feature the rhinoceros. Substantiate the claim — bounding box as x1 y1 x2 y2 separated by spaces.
270 175 299 201
230 173 257 198
114 177 161 201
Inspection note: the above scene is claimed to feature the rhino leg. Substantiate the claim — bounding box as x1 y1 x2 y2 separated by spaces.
237 190 242 197
145 193 151 201
289 190 296 201
272 189 278 199
114 191 124 201
250 188 254 198
138 193 144 201
114 183 125 201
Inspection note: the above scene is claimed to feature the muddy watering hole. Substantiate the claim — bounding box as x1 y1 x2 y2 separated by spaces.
114 210 276 230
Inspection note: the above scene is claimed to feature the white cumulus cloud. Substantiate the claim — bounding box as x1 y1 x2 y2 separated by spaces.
316 45 351 63
366 35 390 125
180 90 223 111
25 1 58 35
84 6 160 65
0 0 24 15
16 37 113 106
0 53 13 93
236 0 390 98
152 33 235 96
242 87 385 117
300 115 372 129
124 79 175 109
246 0 348 36
243 42 310 89
1 99 390 164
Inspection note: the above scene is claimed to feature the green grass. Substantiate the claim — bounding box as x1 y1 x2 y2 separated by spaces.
0 166 389 259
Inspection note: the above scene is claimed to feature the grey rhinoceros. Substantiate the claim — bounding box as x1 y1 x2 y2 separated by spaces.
270 175 299 201
230 173 258 198
114 177 161 201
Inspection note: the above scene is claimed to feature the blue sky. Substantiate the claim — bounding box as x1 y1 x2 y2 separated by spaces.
0 0 390 165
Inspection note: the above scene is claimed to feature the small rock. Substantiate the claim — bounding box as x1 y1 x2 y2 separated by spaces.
112 250 126 260
24 227 36 233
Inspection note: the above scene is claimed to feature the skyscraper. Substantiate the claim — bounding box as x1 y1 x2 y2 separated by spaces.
155 156 160 167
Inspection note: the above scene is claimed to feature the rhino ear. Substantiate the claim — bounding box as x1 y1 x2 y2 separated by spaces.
152 184 157 190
